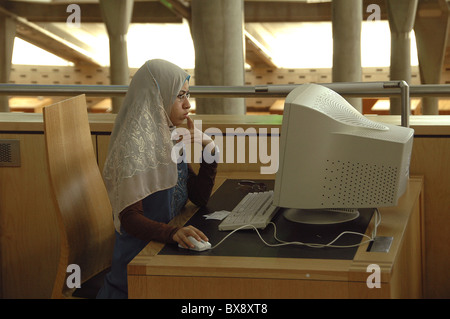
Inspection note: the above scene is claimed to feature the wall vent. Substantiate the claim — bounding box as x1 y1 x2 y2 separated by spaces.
0 139 21 167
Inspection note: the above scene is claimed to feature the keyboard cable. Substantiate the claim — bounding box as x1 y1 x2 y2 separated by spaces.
211 208 381 250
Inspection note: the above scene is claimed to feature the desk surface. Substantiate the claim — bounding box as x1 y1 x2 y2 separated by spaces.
159 178 375 260
128 173 424 299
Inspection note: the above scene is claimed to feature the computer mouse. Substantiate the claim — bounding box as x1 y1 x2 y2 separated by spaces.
179 236 212 251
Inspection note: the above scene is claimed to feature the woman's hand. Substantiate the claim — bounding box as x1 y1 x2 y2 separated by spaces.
173 225 209 249
185 116 215 148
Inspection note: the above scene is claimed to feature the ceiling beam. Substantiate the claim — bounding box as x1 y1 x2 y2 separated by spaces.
2 0 182 23
3 0 388 23
17 20 102 66
0 5 101 66
246 0 389 22
245 31 277 68
159 0 191 20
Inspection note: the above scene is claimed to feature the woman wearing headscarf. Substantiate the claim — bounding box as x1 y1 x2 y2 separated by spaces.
97 59 217 299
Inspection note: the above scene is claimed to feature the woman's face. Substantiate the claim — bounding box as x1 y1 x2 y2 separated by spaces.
169 80 191 126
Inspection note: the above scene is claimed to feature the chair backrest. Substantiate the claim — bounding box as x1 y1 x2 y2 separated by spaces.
43 95 115 298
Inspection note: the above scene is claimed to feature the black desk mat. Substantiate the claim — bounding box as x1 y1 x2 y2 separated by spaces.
160 179 374 260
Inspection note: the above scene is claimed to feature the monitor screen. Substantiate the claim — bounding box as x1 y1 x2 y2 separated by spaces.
273 83 414 224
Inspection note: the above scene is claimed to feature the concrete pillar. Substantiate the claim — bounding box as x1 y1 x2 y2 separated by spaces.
191 0 246 114
99 0 134 113
387 0 418 115
332 0 362 113
0 13 16 112
414 0 449 115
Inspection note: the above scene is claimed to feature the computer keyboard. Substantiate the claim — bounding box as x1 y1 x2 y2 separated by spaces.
218 190 279 231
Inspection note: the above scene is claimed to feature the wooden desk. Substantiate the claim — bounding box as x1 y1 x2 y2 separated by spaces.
128 174 424 299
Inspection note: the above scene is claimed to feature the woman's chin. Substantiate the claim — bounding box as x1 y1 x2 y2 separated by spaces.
173 119 184 126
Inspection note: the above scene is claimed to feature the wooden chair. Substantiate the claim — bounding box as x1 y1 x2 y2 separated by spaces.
43 95 115 298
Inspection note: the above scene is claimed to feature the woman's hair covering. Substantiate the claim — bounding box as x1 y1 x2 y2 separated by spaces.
103 59 190 232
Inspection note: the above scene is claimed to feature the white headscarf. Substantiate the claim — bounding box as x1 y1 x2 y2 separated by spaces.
103 59 190 232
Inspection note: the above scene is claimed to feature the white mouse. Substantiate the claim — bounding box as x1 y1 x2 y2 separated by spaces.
179 236 212 251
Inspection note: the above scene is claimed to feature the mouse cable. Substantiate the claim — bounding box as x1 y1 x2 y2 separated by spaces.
211 208 381 250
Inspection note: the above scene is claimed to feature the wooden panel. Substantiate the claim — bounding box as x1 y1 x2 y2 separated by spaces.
0 130 98 298
410 137 450 298
129 275 352 299
389 192 424 298
0 133 59 298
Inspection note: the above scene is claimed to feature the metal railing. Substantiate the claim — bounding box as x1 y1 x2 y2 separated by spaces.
2 81 450 127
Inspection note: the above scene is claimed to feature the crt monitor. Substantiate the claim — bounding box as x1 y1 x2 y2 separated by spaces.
273 83 414 224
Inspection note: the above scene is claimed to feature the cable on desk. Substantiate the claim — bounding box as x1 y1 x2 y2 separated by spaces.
211 208 381 250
